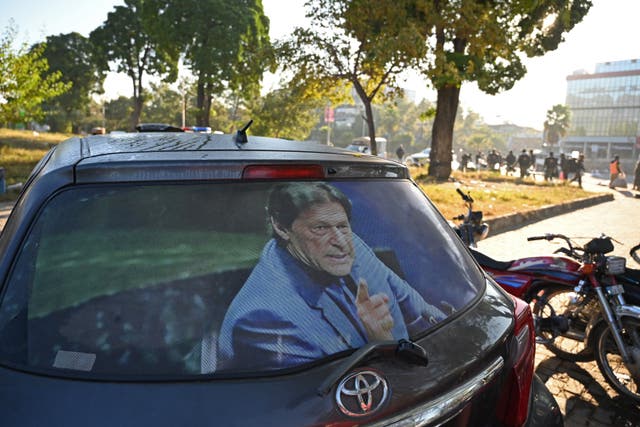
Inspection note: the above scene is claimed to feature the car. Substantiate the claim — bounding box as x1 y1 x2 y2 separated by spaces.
345 136 388 158
405 147 431 166
0 123 562 426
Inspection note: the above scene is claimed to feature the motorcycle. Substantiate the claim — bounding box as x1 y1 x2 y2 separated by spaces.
471 234 640 404
451 190 640 402
451 188 489 248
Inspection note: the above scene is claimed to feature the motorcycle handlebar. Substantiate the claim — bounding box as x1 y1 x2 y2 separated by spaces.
527 233 582 260
456 188 473 203
527 233 570 242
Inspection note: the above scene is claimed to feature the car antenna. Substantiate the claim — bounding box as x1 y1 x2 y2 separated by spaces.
234 119 253 145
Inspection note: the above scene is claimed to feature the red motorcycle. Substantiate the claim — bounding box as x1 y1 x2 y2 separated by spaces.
469 237 582 358
470 235 640 403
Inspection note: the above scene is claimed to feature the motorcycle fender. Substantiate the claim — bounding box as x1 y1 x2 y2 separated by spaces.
615 304 640 320
585 305 640 349
585 314 605 347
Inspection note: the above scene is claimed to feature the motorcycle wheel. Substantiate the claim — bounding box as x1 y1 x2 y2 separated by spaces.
593 317 640 404
530 285 596 362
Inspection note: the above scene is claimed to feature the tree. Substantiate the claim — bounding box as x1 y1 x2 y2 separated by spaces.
376 96 435 152
544 104 571 146
150 0 272 127
249 84 324 140
140 82 183 125
90 0 180 131
405 0 592 179
278 0 425 155
0 24 70 127
35 32 105 133
104 96 134 131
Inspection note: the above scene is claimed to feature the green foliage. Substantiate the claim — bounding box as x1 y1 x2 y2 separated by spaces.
0 25 71 127
35 32 105 133
401 0 593 179
150 0 272 126
141 82 183 125
544 104 571 146
90 0 180 130
452 109 507 153
249 84 323 140
104 96 134 131
376 97 434 149
279 0 425 155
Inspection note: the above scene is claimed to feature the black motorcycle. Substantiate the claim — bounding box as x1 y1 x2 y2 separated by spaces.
451 188 489 248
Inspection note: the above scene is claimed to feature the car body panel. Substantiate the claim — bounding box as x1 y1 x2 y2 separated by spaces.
0 283 516 427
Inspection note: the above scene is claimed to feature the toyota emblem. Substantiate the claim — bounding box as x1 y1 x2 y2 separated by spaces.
335 370 389 417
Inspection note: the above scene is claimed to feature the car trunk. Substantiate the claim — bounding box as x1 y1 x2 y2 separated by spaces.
0 282 519 427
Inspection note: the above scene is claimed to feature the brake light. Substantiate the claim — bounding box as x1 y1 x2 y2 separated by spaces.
242 164 325 179
498 296 535 427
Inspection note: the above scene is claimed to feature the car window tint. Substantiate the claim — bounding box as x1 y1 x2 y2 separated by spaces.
0 181 483 377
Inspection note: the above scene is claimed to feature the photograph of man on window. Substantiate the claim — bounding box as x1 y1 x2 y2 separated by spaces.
217 182 445 371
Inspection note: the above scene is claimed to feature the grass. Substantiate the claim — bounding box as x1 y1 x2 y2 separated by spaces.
0 128 73 202
0 128 594 217
31 229 266 317
411 167 593 220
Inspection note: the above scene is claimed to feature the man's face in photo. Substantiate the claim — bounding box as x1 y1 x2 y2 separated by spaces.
283 201 355 277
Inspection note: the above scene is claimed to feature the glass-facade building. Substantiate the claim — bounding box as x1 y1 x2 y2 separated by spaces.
561 59 640 169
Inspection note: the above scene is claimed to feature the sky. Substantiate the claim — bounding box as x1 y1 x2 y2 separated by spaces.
1 0 639 130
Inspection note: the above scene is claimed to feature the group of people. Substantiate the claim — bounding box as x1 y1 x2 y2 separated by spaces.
458 149 504 172
540 151 586 187
400 144 640 191
509 149 538 178
502 149 585 187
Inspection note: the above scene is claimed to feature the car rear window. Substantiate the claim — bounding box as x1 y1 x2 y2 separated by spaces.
0 180 483 377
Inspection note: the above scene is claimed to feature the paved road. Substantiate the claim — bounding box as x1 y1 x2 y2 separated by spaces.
478 174 640 426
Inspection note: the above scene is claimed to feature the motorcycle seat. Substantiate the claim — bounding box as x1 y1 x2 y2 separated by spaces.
469 248 514 271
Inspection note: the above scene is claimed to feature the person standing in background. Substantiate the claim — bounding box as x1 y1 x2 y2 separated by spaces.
609 155 623 188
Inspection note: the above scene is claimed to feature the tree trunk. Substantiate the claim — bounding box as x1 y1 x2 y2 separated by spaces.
195 79 206 126
129 75 144 131
364 100 377 156
429 84 460 179
352 80 377 155
131 96 144 131
203 82 212 127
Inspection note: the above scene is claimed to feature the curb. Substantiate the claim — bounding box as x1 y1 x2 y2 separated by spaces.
485 193 615 236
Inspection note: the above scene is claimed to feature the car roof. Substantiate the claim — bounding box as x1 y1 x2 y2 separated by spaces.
52 132 395 164
37 131 409 184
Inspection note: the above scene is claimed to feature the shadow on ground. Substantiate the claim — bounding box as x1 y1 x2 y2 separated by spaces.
535 356 640 426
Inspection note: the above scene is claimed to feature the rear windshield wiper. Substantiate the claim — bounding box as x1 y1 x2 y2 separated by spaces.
317 339 428 396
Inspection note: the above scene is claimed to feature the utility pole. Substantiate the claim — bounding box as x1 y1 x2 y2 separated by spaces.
324 106 334 145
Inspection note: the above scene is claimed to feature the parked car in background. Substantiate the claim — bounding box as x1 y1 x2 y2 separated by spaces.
345 136 388 158
405 147 431 166
0 124 562 426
